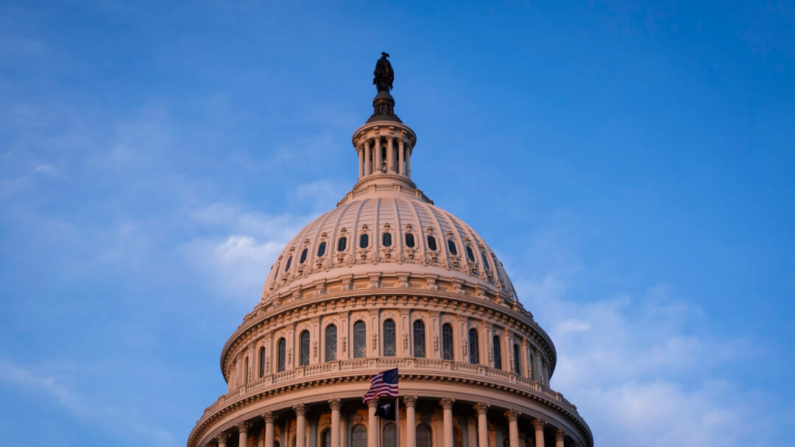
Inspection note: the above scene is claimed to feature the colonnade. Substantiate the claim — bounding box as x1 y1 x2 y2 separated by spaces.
358 137 411 179
210 397 579 447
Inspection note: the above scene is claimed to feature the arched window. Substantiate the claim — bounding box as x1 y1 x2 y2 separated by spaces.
337 237 347 252
353 321 366 358
493 336 502 370
416 424 432 447
466 245 475 262
382 232 392 247
300 248 308 264
278 338 286 372
300 330 310 366
360 234 369 248
273 264 280 280
317 242 327 257
481 252 490 270
405 233 415 248
442 323 454 360
427 235 437 251
468 329 479 364
325 325 337 362
513 344 522 375
352 425 367 447
454 426 463 447
447 239 458 255
413 320 426 358
285 256 292 271
383 423 397 447
383 319 396 356
259 346 266 377
321 429 331 447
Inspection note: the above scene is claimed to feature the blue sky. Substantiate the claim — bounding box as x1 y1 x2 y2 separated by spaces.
1 1 793 446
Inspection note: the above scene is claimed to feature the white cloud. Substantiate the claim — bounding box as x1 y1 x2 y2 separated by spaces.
511 229 774 447
34 163 57 175
0 358 175 446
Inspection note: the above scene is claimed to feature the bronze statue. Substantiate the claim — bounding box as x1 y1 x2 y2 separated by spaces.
373 52 394 92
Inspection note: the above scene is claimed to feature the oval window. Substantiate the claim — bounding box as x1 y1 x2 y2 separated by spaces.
466 245 475 262
300 248 308 264
447 239 458 256
382 232 392 247
427 235 437 251
317 242 327 257
337 237 347 252
405 233 415 248
359 234 369 249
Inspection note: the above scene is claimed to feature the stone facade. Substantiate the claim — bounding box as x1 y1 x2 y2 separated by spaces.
187 76 592 447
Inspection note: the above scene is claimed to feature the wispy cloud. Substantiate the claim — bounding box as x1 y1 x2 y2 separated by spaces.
0 358 175 446
513 228 774 447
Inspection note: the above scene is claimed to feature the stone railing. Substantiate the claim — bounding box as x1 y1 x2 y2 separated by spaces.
200 358 584 430
338 184 433 206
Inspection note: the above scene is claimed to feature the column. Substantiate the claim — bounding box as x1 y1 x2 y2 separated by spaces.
329 398 342 447
533 420 546 447
473 403 489 447
405 147 410 177
398 139 405 175
555 429 565 447
405 396 418 447
264 411 275 447
365 141 372 176
217 432 231 447
387 137 395 172
238 422 252 447
259 427 265 447
440 398 455 447
504 411 520 447
367 399 379 447
467 417 477 447
375 138 382 173
295 404 307 447
358 146 364 179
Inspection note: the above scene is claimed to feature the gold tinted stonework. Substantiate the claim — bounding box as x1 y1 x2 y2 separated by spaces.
187 55 592 447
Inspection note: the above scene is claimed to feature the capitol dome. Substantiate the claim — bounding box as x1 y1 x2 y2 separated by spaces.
188 55 592 447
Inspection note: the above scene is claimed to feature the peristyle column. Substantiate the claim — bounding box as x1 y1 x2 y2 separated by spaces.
474 403 489 447
387 137 395 172
555 429 565 447
295 404 307 447
329 398 342 447
504 410 520 447
263 411 275 447
217 432 231 447
358 145 364 179
375 138 382 173
440 398 455 447
367 399 379 447
533 419 546 447
467 416 477 447
405 396 418 447
398 139 405 175
365 141 372 176
237 422 251 447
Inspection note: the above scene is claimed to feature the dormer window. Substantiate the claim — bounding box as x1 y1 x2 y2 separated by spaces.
337 237 347 252
382 232 392 247
300 248 308 264
285 256 292 271
427 235 437 251
466 245 475 262
317 242 327 257
359 234 369 248
481 252 490 270
447 240 458 256
405 233 415 248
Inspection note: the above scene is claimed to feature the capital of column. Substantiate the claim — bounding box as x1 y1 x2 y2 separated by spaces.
403 395 418 408
504 409 521 422
439 397 455 410
293 404 306 416
555 429 565 442
473 402 490 415
236 422 252 434
217 432 231 442
328 398 342 411
261 410 275 423
467 415 477 425
532 419 547 431
367 398 379 408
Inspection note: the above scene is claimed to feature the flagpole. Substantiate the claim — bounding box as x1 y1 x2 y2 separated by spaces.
396 394 400 447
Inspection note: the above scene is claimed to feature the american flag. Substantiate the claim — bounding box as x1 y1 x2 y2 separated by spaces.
362 368 399 402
